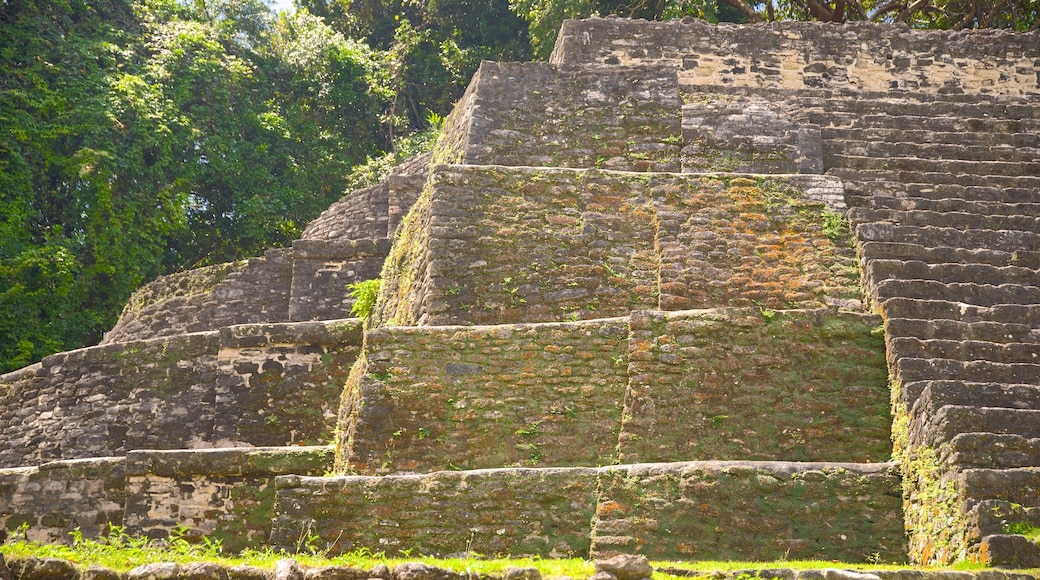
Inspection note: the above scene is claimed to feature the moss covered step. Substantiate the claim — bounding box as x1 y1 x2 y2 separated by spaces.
270 461 905 562
961 467 1040 507
879 299 1040 326
887 318 1039 344
858 197 1040 219
855 223 1040 255
865 260 1039 290
911 406 1040 450
908 382 1040 417
889 337 1040 366
826 167 1040 192
849 208 1040 233
946 432 1040 469
827 154 1040 177
841 181 1040 208
872 279 1040 307
809 111 1040 134
823 139 1040 164
859 241 1040 270
893 357 1040 390
820 127 1040 148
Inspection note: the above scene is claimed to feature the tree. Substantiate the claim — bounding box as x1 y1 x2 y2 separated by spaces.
0 0 397 372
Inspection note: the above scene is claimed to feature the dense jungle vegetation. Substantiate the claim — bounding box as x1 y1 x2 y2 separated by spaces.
1 0 1036 373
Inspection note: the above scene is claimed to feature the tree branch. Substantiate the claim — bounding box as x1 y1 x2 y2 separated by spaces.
805 0 835 21
718 0 764 22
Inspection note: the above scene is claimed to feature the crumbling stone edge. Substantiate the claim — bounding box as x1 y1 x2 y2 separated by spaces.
3 553 1039 580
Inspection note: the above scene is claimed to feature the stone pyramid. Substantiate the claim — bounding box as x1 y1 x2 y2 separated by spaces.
1 17 1038 568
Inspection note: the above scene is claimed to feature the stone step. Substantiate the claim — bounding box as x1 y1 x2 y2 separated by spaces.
875 279 1040 308
686 85 1040 120
860 196 1040 219
880 299 1040 327
859 241 1040 270
809 111 1040 134
826 167 1040 194
865 259 1039 288
820 127 1040 149
911 406 1040 449
827 153 1040 178
973 499 1040 541
856 222 1040 254
947 433 1040 470
790 94 1040 121
889 337 1040 366
909 382 1040 415
886 317 1039 344
971 497 1040 567
824 138 1040 163
270 460 906 562
843 182 1040 208
894 357 1040 387
962 467 1040 507
849 208 1040 234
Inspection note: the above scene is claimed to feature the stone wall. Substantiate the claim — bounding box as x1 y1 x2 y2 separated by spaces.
551 18 1040 97
337 307 891 474
373 165 857 327
103 249 293 344
289 239 392 322
336 318 629 474
433 61 681 171
273 460 904 561
124 447 333 552
591 461 905 562
272 467 600 557
0 458 125 544
301 184 390 242
302 153 431 241
620 308 890 464
0 447 331 550
0 320 361 468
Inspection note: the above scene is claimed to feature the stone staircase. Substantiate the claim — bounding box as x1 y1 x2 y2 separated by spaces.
2 17 1039 568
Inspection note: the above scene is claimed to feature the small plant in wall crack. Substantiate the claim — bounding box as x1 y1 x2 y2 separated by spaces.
348 278 381 320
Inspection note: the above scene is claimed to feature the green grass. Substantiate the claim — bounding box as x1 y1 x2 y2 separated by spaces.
2 527 1038 578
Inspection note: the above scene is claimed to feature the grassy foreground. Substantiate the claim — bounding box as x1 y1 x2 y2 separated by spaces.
0 526 1023 579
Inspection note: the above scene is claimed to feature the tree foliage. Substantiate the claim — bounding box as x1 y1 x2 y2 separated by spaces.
0 0 393 372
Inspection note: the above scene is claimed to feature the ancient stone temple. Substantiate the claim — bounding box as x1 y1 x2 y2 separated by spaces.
1 18 1038 568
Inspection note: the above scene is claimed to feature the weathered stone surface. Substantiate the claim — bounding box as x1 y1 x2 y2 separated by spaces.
304 567 370 580
435 62 680 172
502 568 541 580
337 319 628 474
127 564 180 580
7 559 80 580
227 566 272 580
593 555 651 580
123 446 334 552
620 309 890 463
0 320 360 467
271 468 599 558
372 165 858 328
80 567 122 580
979 535 1040 568
591 461 905 562
104 249 293 344
552 18 1040 97
274 561 304 580
391 564 462 580
0 458 125 544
